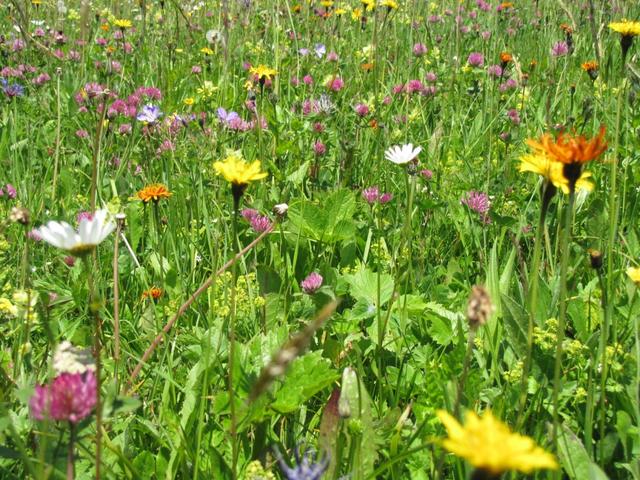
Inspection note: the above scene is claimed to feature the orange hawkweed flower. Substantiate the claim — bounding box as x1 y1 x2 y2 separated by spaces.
581 61 599 80
526 127 607 191
142 287 163 300
136 184 172 203
560 23 573 34
500 52 513 65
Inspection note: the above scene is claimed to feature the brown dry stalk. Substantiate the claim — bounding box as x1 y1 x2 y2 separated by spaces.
126 225 274 391
248 299 340 403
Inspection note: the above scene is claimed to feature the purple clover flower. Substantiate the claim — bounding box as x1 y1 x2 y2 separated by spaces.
30 371 97 423
301 272 323 294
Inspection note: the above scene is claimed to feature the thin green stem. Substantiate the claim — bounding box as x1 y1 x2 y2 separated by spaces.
229 194 240 480
552 191 575 470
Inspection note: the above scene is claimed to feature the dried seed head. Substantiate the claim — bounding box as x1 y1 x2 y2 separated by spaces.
10 206 30 225
466 285 494 329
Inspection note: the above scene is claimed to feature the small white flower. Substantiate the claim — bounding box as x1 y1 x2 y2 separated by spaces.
53 341 95 375
36 209 116 256
273 203 289 216
384 143 422 165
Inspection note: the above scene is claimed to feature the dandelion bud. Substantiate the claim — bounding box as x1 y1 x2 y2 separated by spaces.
588 249 603 270
466 285 494 329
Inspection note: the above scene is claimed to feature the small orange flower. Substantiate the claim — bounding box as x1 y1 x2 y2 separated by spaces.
292 4 302 12
581 61 599 80
361 62 374 71
500 2 514 9
500 52 513 65
136 184 172 203
142 287 163 300
560 23 573 34
369 119 379 129
526 127 607 166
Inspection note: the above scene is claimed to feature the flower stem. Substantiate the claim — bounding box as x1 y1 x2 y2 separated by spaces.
552 190 575 465
67 422 76 480
84 257 102 480
517 181 552 426
229 194 240 480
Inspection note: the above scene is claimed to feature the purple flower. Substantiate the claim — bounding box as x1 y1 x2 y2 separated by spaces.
299 48 310 56
313 140 326 156
354 103 369 117
412 43 427 57
507 109 520 125
487 65 503 78
301 272 323 294
1 79 24 98
136 104 162 123
467 52 484 67
30 372 97 423
241 208 259 221
314 43 326 58
551 41 569 57
462 191 491 223
420 169 433 180
379 192 393 204
362 186 380 204
4 184 16 199
28 229 42 241
250 215 273 233
276 445 329 480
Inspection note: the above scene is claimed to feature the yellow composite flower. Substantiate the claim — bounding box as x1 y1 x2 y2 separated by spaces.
249 65 277 82
361 0 376 11
380 0 398 10
213 152 268 187
114 18 133 29
519 154 594 194
183 97 195 106
609 20 640 37
200 47 214 55
351 7 363 20
437 409 558 475
627 266 640 285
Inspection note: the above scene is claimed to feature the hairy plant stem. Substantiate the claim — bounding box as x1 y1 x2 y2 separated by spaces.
453 328 477 419
552 190 575 472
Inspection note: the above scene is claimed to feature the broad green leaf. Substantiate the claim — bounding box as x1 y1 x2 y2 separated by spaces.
271 351 339 413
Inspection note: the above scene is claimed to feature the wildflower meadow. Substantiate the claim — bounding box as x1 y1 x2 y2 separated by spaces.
2 0 640 478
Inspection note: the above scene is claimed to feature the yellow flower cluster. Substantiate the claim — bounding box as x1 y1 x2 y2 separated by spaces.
211 272 265 319
0 298 18 318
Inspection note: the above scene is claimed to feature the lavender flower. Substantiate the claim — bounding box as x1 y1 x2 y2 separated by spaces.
276 445 329 480
314 43 326 58
301 272 323 294
362 186 380 204
30 371 97 423
136 104 162 123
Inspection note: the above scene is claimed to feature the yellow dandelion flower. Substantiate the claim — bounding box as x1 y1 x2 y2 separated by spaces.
249 65 277 82
609 20 640 37
213 152 267 188
437 410 558 475
200 47 214 55
114 18 133 29
351 7 363 20
627 266 640 285
380 0 398 9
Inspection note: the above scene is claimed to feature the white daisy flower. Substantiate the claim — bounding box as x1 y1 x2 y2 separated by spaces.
36 209 116 256
384 143 422 165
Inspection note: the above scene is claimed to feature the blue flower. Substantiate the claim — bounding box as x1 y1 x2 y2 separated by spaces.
314 43 326 58
275 445 329 480
1 78 24 98
136 104 162 123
